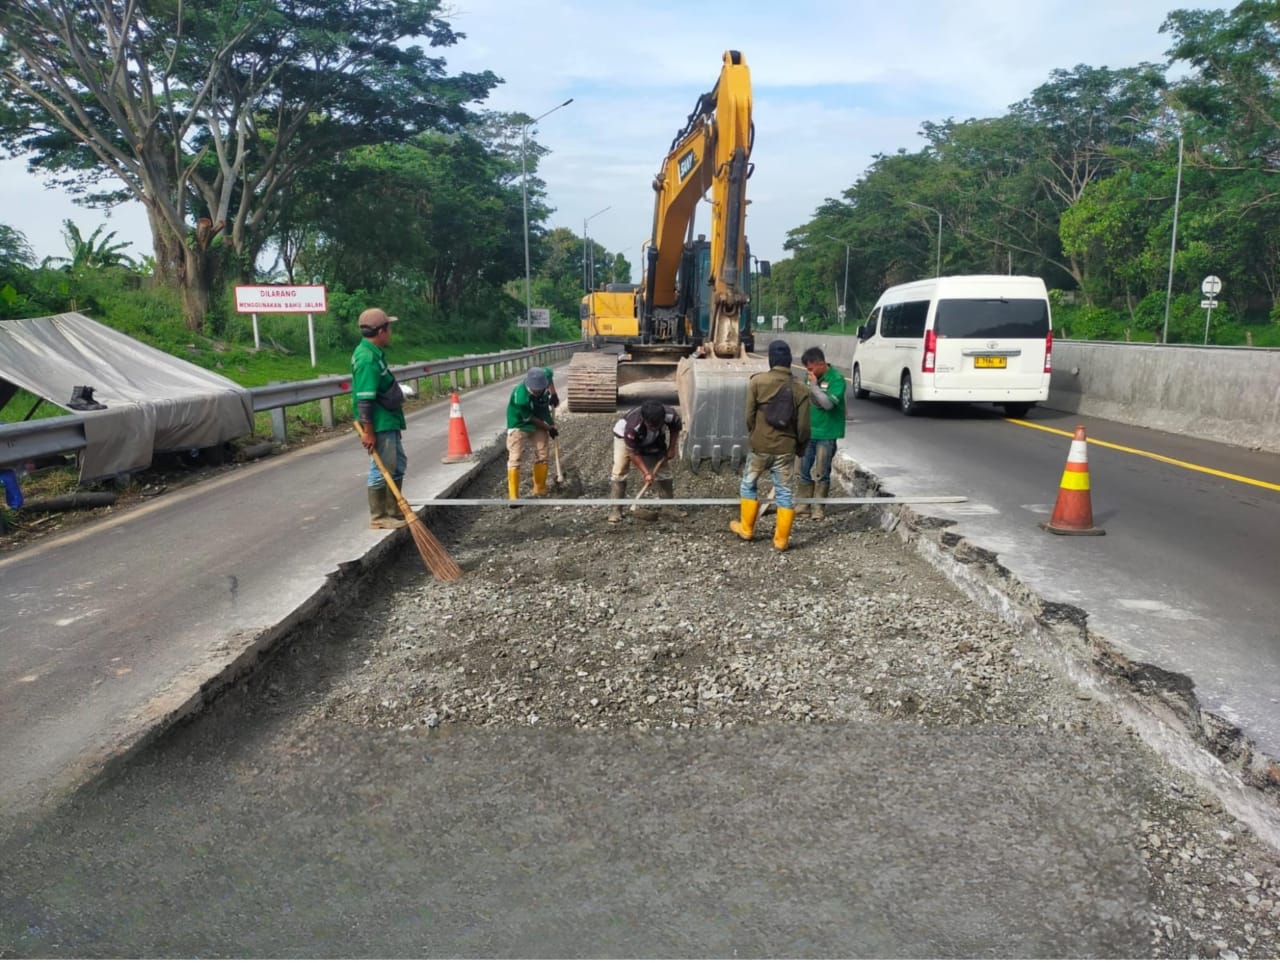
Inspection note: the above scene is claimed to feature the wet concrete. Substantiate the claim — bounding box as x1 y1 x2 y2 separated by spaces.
0 720 1148 957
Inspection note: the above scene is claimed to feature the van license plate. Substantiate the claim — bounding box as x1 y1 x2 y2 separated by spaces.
974 356 1006 369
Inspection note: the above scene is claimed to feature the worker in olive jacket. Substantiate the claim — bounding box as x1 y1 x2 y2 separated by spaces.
730 340 810 551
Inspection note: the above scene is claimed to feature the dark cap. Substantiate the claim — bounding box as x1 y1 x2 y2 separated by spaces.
525 368 549 392
767 340 792 369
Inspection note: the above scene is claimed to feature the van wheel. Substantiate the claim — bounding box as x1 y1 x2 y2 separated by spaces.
1003 402 1031 418
899 374 920 416
852 364 870 399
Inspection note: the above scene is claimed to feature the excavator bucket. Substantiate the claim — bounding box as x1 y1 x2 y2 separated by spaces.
676 353 767 472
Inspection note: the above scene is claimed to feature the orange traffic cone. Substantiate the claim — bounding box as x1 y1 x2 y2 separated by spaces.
1040 425 1105 536
441 391 474 463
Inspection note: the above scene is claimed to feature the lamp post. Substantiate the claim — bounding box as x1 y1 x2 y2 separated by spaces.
906 202 942 278
583 205 610 293
1163 129 1184 345
823 234 850 330
520 97 573 347
1124 113 1183 344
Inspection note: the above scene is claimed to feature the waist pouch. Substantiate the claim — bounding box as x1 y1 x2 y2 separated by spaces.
376 380 405 411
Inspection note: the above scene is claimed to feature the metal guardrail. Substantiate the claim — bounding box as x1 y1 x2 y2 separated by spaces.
0 342 582 469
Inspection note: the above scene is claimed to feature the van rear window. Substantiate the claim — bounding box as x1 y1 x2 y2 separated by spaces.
934 298 1049 339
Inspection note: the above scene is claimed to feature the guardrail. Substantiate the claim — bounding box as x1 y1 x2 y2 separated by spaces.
0 342 582 469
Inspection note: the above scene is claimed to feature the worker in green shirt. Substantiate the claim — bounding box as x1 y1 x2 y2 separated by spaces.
505 367 556 501
797 346 846 521
352 307 407 529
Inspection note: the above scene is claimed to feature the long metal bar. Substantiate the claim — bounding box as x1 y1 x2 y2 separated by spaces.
407 496 968 507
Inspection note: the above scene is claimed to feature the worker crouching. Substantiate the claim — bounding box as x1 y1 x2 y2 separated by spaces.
609 399 685 523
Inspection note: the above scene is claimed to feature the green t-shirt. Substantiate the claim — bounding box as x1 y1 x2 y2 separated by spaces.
351 338 406 433
506 382 554 431
809 364 846 440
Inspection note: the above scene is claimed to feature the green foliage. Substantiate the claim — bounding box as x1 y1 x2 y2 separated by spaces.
42 220 138 272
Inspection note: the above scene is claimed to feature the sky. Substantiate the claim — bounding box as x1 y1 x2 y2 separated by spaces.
0 0 1234 279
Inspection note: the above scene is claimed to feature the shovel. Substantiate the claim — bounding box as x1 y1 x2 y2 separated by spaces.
552 436 566 485
630 458 665 520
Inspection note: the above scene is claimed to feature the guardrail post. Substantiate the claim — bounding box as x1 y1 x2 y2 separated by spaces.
462 368 472 389
319 397 335 429
269 406 287 443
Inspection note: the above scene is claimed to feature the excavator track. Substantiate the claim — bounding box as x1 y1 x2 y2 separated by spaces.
566 352 620 413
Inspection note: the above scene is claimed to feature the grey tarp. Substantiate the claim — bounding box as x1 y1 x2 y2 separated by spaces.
0 313 253 481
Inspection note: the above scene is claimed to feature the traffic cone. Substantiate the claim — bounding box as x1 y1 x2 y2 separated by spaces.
1040 425 1105 536
441 391 474 463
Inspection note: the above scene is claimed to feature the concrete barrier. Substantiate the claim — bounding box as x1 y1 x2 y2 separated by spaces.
1049 341 1280 455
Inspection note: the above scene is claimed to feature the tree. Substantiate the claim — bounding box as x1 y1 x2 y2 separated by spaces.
0 0 497 330
42 220 137 272
0 224 33 278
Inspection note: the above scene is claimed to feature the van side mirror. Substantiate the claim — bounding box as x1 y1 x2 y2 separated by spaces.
856 324 868 340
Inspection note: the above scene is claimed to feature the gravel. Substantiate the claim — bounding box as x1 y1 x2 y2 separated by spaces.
231 410 1280 958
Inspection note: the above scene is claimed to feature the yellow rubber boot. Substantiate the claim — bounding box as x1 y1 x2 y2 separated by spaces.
730 498 759 540
794 481 814 518
507 468 520 501
532 463 549 496
773 507 796 551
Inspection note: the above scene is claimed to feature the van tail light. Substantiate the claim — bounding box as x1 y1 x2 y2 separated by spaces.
922 329 936 373
1044 330 1053 373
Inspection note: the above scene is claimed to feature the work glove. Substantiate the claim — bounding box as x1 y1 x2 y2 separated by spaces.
548 391 560 409
547 426 559 439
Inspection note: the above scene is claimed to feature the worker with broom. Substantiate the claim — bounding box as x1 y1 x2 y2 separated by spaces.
506 367 557 502
352 307 408 530
607 399 684 523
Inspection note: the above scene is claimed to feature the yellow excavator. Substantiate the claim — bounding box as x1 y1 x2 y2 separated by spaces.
566 49 767 470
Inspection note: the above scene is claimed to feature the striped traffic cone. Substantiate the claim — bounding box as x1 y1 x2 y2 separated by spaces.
1040 425 1105 536
441 391 474 464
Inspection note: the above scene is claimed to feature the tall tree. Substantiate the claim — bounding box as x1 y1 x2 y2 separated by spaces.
0 0 497 330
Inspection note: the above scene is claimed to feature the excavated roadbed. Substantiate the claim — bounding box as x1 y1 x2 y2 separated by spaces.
2 410 1279 958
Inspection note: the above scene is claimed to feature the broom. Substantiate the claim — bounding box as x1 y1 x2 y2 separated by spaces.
355 425 462 582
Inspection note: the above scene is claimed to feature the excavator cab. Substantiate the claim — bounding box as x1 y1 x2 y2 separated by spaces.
566 50 766 470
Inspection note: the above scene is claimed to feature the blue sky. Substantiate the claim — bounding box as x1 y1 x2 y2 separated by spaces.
1 0 1233 278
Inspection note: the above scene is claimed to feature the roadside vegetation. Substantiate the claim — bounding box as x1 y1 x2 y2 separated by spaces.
3 2 1280 356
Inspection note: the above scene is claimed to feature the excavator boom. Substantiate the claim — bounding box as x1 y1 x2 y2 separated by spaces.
567 50 766 471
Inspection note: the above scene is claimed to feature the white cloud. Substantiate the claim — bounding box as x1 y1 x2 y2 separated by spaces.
2 0 1231 278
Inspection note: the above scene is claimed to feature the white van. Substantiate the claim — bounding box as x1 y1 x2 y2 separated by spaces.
851 275 1052 417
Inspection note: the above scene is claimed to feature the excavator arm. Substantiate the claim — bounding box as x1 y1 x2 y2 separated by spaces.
643 49 754 357
568 50 766 472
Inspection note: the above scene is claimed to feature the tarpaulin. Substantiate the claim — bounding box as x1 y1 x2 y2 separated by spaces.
0 313 253 481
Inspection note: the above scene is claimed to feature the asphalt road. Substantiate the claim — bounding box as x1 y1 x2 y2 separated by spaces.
0 378 519 821
1 370 1274 958
840 394 1280 757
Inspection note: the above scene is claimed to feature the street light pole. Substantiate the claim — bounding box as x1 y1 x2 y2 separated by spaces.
906 201 942 278
1163 130 1184 345
520 97 573 348
823 234 850 330
583 205 610 294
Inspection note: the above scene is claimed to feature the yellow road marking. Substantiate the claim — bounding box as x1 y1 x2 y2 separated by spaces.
1008 419 1280 492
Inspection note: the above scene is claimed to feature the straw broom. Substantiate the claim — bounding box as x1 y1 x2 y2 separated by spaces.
355 425 462 582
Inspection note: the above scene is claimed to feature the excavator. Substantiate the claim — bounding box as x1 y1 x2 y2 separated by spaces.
566 49 767 471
